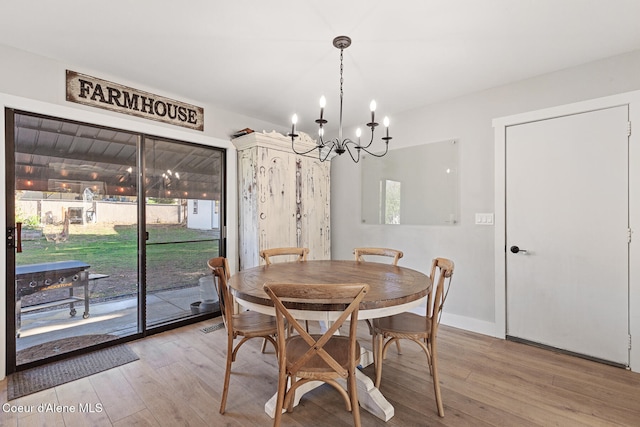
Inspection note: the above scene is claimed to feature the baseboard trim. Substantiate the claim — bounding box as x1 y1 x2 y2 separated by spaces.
405 307 503 339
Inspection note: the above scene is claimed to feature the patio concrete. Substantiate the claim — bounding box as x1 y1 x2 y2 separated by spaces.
16 286 218 353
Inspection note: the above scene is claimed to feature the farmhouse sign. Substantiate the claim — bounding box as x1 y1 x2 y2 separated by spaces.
66 70 204 131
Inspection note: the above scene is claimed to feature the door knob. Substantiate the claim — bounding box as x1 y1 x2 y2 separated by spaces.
510 245 527 254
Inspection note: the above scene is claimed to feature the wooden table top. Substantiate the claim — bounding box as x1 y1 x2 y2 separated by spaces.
228 260 431 312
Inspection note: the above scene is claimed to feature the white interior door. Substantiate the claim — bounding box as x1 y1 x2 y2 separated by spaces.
506 105 629 366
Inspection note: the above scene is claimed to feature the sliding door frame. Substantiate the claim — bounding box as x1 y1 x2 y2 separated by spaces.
5 108 225 374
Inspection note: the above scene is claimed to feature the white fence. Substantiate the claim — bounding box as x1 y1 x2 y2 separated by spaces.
17 200 183 225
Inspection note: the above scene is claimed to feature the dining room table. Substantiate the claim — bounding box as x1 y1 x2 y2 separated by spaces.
228 259 432 422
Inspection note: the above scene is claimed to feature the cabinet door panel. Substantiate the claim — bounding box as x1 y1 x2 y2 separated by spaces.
259 149 296 250
238 149 260 269
298 157 331 259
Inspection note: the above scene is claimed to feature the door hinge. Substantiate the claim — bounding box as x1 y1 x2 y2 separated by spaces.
629 334 632 350
628 121 632 137
628 228 633 243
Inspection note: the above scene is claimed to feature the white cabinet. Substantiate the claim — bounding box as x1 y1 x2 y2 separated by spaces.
233 131 331 270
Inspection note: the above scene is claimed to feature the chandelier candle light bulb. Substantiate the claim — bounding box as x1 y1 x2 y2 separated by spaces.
291 114 298 137
370 100 377 125
319 96 326 121
288 35 392 163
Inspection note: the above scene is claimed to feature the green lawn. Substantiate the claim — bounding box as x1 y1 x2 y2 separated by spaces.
17 223 219 301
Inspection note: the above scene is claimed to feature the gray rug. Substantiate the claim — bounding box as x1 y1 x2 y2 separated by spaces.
8 344 139 400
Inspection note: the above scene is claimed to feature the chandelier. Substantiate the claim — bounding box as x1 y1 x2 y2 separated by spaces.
288 36 392 163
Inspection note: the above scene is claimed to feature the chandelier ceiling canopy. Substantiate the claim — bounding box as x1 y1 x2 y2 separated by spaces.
288 36 392 163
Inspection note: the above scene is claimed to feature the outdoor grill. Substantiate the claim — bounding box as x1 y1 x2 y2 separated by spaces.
15 260 91 337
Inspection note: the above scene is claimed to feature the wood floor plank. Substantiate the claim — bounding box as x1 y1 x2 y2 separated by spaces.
0 379 17 427
90 365 147 423
467 364 631 426
117 361 210 427
154 361 221 422
551 374 640 414
54 377 112 427
112 408 160 427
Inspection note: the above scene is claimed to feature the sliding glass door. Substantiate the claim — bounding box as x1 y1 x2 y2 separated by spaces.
144 137 224 327
6 110 224 372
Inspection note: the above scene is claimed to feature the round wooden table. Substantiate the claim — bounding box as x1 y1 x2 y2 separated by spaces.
228 260 431 422
229 259 431 319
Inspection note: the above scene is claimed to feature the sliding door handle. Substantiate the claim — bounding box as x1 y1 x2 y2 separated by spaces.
7 223 22 252
16 222 22 253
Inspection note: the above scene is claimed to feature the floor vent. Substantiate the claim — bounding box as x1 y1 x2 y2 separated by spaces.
201 323 224 334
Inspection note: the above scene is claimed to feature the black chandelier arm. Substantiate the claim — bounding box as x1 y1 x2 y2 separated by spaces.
314 131 342 162
318 140 338 162
343 140 363 163
358 125 378 150
360 141 390 158
289 133 337 162
290 134 327 157
342 137 390 161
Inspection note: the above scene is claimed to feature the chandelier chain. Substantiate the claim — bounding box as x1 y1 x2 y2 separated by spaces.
340 48 344 99
339 47 345 142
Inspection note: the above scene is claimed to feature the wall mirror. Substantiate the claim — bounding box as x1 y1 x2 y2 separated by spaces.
361 139 459 225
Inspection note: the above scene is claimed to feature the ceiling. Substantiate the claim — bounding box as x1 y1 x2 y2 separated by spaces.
14 112 224 199
2 0 640 137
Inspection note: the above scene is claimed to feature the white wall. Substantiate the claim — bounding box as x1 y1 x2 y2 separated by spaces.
0 44 283 379
331 49 640 338
0 44 283 141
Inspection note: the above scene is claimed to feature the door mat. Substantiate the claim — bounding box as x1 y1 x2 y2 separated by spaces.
8 344 139 400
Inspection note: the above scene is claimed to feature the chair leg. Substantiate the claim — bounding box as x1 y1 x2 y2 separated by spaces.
273 371 288 427
431 340 444 417
348 368 362 427
286 376 297 413
374 333 384 388
371 330 377 366
219 337 234 414
395 340 402 354
261 338 267 353
426 338 434 375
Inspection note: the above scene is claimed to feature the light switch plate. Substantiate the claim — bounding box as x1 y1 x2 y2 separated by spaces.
475 213 494 225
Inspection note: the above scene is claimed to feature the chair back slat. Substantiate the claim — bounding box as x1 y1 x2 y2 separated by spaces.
427 257 455 327
354 247 403 265
260 247 309 265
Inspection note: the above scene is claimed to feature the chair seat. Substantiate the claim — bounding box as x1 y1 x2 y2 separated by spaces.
286 334 360 376
373 312 432 338
233 310 278 337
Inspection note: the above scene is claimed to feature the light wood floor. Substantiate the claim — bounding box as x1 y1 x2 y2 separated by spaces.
2 320 639 426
